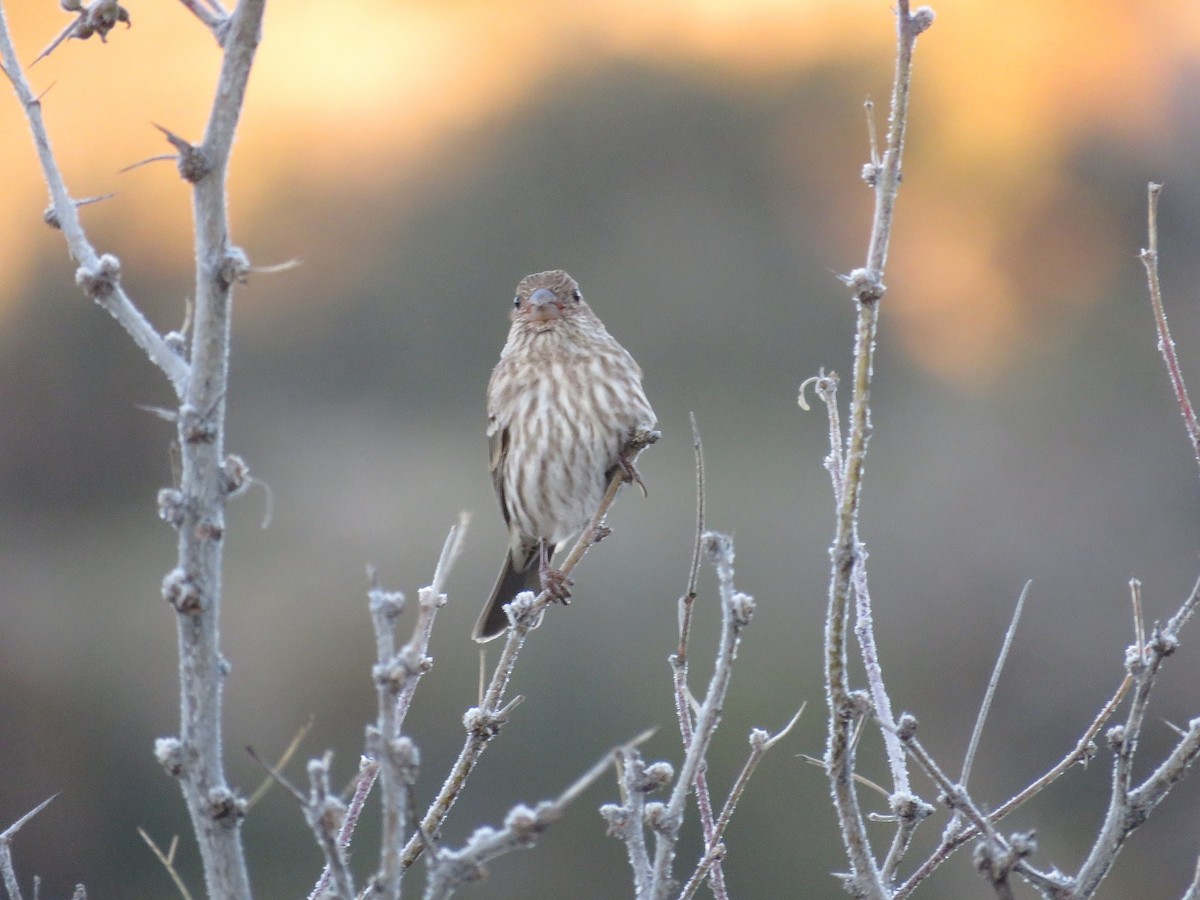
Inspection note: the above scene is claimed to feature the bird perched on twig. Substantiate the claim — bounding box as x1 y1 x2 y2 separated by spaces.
473 269 657 642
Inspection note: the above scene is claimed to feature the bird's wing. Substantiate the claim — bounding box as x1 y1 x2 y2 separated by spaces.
488 415 512 527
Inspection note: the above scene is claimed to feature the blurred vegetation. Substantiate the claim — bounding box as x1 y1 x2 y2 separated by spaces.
1 3 1199 898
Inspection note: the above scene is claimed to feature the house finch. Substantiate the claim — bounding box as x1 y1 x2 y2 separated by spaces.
472 269 657 642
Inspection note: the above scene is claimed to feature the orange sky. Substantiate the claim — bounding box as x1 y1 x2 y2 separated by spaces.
2 0 1198 381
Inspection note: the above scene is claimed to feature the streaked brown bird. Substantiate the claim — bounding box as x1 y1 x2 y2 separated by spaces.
472 269 657 642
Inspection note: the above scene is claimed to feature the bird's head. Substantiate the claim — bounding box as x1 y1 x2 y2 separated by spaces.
510 269 593 330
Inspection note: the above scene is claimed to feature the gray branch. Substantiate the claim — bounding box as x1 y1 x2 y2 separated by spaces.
647 533 753 897
423 739 640 900
3 0 270 897
161 1 267 897
399 435 656 873
822 5 935 897
361 518 467 899
304 755 355 900
603 531 758 899
0 4 190 397
0 796 59 900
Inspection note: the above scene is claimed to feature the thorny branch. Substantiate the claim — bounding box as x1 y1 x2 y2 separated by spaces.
398 428 659 872
422 731 653 900
359 518 467 900
668 416 729 898
3 1 269 897
603 524 776 900
822 4 934 897
0 796 59 900
0 3 190 395
1140 182 1200 474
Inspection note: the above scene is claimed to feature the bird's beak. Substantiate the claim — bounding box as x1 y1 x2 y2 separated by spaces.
526 287 563 323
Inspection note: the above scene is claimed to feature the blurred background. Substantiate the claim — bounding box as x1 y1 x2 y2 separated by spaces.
1 1 1199 897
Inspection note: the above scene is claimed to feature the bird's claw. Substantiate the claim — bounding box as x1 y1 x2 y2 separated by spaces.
539 567 573 605
619 454 648 498
618 428 658 498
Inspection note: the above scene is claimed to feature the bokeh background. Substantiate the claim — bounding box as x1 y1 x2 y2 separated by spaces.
2 1 1200 897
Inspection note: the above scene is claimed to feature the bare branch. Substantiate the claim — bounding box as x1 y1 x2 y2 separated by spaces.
1182 846 1200 900
1139 182 1200 474
0 795 59 900
0 5 190 396
247 715 315 808
668 416 727 897
177 0 230 44
308 758 381 900
30 1 131 67
356 516 468 899
898 573 1200 896
399 431 657 871
1071 597 1198 896
895 718 1066 896
155 2 268 897
650 532 755 897
895 672 1125 897
824 5 934 895
677 709 803 900
424 732 652 900
602 746 657 896
137 829 195 900
304 755 354 900
799 370 844 503
677 412 706 661
962 581 1031 787
851 562 914 798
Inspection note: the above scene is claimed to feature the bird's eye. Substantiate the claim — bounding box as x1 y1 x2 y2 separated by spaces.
571 289 582 303
512 295 520 308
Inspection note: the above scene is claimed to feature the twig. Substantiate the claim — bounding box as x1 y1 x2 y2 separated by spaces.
0 796 59 900
137 830 194 900
1070 577 1198 897
897 573 1200 897
604 747 656 897
30 1 131 67
424 730 654 900
851 561 913 798
304 755 354 900
823 5 934 896
157 3 267 898
962 581 1031 787
177 0 230 44
896 720 1064 896
1139 182 1200 474
668 416 726 898
42 192 116 224
0 4 190 396
247 714 315 808
677 709 803 900
649 532 755 898
361 517 468 899
308 756 380 900
677 412 706 661
799 371 844 504
399 430 658 871
895 672 1127 897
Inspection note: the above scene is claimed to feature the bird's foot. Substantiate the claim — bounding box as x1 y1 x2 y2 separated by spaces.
618 453 648 498
617 428 659 498
539 566 573 605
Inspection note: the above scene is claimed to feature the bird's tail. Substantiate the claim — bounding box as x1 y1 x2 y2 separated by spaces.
472 545 552 642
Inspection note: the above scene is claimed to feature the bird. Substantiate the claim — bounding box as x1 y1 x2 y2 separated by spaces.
472 269 657 642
